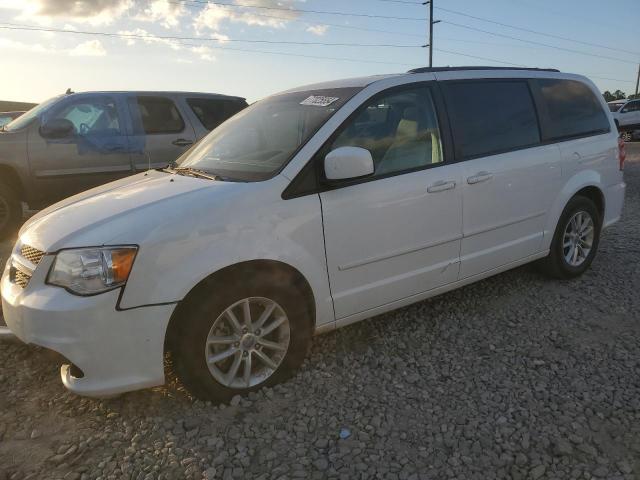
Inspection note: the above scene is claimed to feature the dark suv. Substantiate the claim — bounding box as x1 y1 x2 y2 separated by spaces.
0 91 247 238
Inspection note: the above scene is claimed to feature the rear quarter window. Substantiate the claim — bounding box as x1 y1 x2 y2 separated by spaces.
536 79 610 140
443 80 540 159
130 96 185 134
187 98 246 131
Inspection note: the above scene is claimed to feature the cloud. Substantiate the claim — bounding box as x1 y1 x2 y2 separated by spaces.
0 35 105 56
135 0 185 29
194 0 301 32
68 39 106 56
118 28 183 50
306 24 328 36
0 0 134 25
190 45 216 62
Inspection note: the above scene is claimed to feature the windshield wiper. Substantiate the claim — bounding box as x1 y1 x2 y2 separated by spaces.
167 166 218 181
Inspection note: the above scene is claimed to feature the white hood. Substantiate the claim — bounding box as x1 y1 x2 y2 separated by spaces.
20 170 218 252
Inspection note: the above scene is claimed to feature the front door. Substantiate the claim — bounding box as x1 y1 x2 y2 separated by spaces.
442 79 561 279
319 85 463 319
127 94 197 171
27 94 133 206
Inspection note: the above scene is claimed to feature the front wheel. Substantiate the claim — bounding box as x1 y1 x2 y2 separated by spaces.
621 131 633 143
170 272 313 402
538 196 601 279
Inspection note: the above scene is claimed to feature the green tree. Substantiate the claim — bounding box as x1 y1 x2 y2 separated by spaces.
613 90 626 100
603 91 614 102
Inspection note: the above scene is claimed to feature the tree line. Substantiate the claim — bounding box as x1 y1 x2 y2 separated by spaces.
603 90 640 102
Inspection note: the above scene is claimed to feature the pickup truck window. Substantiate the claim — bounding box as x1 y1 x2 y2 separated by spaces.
187 98 245 131
2 95 61 132
131 96 185 135
55 97 121 136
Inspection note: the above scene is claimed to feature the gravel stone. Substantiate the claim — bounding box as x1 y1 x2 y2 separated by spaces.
0 146 639 480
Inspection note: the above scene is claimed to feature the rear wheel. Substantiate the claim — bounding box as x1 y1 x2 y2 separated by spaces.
0 182 21 240
621 131 633 143
538 196 601 279
170 271 313 402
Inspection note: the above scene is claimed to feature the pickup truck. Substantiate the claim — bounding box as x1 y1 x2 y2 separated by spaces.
0 90 247 238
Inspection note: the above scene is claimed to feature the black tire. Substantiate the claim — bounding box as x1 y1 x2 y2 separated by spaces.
538 195 601 279
169 270 313 402
0 182 21 240
621 131 632 143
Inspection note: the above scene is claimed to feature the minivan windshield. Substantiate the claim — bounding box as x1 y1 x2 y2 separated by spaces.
177 88 361 181
2 95 61 132
608 103 624 112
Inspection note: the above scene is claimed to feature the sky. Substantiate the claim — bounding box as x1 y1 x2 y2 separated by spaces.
0 0 638 104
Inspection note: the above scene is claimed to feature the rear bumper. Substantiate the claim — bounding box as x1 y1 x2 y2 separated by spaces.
1 259 175 397
603 181 626 228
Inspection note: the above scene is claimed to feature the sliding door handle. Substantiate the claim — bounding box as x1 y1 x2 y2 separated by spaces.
467 172 493 184
427 180 456 193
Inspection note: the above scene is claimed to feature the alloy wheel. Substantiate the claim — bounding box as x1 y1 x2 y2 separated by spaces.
563 210 595 267
205 297 290 389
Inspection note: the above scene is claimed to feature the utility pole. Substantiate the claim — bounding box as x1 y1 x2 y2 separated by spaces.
635 63 639 96
424 1 440 67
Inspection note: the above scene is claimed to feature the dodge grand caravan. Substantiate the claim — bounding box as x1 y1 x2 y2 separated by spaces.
0 90 247 239
1 67 626 401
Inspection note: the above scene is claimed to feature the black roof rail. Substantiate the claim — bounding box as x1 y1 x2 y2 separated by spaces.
408 66 560 74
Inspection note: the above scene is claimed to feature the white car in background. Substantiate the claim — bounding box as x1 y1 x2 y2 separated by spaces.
609 99 640 141
2 67 627 401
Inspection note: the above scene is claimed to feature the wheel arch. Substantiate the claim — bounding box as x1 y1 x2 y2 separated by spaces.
164 259 316 354
0 164 26 200
542 172 605 251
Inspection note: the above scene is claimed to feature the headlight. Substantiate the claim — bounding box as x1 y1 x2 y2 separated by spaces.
47 247 138 295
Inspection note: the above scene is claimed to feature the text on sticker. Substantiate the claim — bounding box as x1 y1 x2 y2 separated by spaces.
300 96 340 107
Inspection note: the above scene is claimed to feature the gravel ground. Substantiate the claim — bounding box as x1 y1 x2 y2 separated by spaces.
1 145 639 480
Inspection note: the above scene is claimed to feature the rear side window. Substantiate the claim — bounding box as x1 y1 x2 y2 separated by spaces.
187 98 245 131
131 96 184 134
622 100 640 113
444 81 540 159
536 79 609 139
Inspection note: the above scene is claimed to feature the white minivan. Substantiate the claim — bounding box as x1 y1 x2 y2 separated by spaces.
1 67 627 401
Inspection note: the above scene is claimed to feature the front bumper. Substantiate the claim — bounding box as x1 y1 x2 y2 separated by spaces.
1 256 176 397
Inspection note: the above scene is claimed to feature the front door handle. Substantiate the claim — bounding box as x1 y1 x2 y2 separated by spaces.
427 180 456 193
467 171 493 184
172 138 194 147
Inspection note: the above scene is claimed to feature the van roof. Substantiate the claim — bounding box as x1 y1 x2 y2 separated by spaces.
278 66 566 95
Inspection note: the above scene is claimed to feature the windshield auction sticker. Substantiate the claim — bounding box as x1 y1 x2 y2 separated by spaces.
300 96 340 107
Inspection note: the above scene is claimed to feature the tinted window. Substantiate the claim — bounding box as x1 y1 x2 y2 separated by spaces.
187 98 245 131
537 79 609 139
330 86 443 176
445 81 540 159
133 96 184 134
608 103 624 112
622 101 640 113
54 97 121 136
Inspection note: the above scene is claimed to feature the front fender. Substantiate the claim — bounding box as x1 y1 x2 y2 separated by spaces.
114 175 335 328
541 170 603 251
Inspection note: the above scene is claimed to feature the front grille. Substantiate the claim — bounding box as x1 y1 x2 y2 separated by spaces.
9 266 31 289
20 245 45 265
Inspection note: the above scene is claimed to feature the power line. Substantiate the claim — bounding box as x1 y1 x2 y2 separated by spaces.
435 6 640 57
0 23 422 48
174 1 425 38
441 21 638 65
179 0 428 21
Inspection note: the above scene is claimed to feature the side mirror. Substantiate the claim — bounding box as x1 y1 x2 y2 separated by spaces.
324 146 374 181
40 118 75 139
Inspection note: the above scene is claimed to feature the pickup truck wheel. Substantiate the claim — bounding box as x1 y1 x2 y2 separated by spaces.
0 182 21 240
171 273 313 402
538 196 601 279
